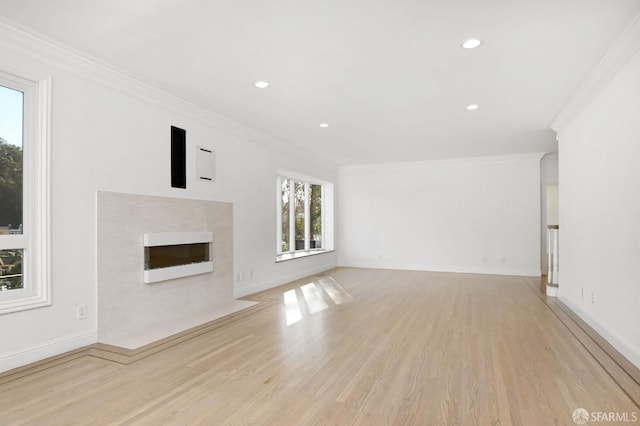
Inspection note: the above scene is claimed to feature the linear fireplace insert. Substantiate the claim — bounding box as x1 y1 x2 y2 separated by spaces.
143 232 213 283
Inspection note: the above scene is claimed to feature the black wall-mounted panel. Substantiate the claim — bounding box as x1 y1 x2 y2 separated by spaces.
171 126 186 189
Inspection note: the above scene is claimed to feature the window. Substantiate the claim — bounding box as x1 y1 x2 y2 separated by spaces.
276 172 333 261
0 85 23 291
0 69 51 314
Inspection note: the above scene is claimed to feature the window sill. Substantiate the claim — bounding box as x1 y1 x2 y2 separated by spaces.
276 249 334 263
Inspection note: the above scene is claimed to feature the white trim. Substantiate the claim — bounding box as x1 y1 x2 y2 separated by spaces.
144 261 214 284
276 249 333 263
338 260 541 277
0 330 97 373
143 231 212 247
550 8 640 132
0 234 26 249
339 153 546 174
559 296 640 370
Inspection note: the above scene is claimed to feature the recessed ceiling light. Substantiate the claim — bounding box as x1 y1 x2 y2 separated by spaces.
462 38 482 49
319 123 329 128
466 104 479 110
254 81 270 89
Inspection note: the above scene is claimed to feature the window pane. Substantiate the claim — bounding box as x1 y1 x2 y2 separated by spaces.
309 184 322 249
281 179 290 252
294 182 305 250
0 249 23 291
0 85 24 235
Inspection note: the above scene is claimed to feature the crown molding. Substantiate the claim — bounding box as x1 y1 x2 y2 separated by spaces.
0 18 339 169
550 8 640 133
339 152 545 174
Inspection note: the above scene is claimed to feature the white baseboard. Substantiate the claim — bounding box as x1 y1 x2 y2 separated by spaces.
339 260 540 277
234 263 337 298
0 330 97 373
559 296 640 370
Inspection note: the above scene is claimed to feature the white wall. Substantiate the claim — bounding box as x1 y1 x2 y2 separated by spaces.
556 48 640 368
0 23 338 371
338 154 542 276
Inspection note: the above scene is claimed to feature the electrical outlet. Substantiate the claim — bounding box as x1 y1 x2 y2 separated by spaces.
249 270 254 279
591 292 595 304
581 288 585 298
77 304 87 320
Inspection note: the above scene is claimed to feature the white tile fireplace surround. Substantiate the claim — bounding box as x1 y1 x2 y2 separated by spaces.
97 191 256 349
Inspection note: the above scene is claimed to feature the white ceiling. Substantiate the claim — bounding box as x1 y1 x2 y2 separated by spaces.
1 0 639 165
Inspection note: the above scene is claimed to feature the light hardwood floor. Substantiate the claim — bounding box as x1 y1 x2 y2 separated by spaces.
1 268 638 425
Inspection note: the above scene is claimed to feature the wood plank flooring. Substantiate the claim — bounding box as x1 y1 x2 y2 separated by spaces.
1 268 638 425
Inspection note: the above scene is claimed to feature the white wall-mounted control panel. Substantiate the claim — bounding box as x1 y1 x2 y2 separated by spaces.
196 146 215 182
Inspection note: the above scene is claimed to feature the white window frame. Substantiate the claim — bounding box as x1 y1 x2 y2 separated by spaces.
276 171 334 262
0 69 52 314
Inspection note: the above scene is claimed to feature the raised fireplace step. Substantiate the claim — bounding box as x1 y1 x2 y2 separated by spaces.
91 299 261 364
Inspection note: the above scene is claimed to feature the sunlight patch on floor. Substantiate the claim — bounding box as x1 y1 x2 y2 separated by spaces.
284 289 303 326
282 276 353 326
300 283 329 314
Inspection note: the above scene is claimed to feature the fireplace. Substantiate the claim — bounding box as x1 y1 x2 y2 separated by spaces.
143 232 213 283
